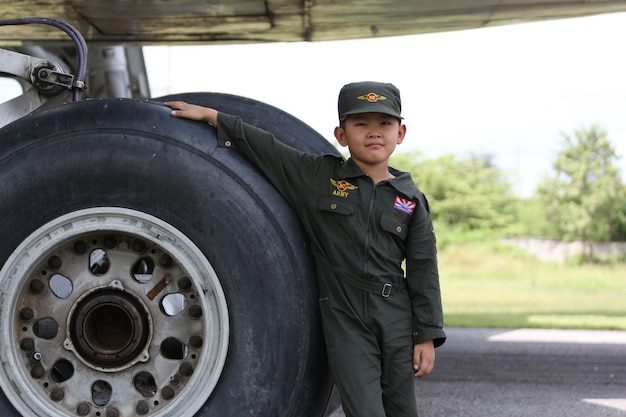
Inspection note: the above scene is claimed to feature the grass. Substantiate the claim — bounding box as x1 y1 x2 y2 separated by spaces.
438 243 626 330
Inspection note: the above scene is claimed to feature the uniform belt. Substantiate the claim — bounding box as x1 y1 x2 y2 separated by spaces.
340 273 406 298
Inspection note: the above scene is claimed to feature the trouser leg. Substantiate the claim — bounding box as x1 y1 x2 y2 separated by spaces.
380 330 419 417
327 330 386 417
319 278 386 417
373 288 418 417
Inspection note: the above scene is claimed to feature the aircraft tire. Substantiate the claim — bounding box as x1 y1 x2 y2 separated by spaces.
0 94 336 417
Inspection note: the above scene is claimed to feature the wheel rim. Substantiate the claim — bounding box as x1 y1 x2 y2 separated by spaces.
0 207 229 417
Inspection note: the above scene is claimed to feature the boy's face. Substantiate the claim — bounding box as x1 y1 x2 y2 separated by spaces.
334 112 406 167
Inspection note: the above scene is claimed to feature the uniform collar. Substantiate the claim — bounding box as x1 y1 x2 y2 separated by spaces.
339 159 420 199
388 168 421 199
337 158 364 179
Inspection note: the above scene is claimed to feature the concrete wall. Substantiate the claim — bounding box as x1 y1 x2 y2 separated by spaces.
499 238 626 264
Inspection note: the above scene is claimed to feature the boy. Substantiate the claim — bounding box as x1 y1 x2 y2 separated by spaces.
165 81 445 417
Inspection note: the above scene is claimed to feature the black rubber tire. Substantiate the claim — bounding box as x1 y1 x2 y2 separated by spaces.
0 93 337 416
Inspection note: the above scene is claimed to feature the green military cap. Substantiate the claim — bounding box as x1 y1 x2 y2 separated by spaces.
338 81 403 121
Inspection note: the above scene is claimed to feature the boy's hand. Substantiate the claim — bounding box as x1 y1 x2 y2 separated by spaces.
164 101 218 127
413 340 435 378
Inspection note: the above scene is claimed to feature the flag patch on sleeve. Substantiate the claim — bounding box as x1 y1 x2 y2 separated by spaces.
393 196 416 215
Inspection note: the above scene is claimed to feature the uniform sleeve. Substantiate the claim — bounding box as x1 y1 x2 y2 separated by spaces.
216 112 323 208
405 193 446 347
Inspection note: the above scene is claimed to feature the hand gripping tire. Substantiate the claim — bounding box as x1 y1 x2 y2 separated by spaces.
0 93 337 417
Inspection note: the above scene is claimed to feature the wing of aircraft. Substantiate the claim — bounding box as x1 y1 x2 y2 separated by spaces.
2 0 626 43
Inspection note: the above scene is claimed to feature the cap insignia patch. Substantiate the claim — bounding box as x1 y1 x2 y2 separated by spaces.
358 92 387 103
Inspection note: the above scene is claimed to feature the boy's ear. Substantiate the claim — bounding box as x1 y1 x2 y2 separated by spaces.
334 126 348 147
396 124 407 145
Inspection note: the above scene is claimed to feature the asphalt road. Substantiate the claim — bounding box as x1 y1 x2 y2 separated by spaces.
328 327 626 417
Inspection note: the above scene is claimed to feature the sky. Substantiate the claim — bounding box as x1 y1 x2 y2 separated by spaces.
143 12 626 197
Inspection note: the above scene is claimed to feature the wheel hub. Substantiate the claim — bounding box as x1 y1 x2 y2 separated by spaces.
68 284 152 370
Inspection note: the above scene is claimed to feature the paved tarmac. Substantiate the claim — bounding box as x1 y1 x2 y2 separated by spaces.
328 327 626 417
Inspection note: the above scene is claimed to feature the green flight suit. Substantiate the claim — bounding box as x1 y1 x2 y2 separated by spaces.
216 113 446 417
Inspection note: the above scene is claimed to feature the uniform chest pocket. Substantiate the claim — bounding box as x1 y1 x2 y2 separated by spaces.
381 215 409 240
317 196 358 216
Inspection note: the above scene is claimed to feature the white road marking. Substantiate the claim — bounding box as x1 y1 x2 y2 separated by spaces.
582 399 626 411
487 328 626 344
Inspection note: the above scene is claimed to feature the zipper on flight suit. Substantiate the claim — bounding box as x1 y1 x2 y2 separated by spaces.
362 180 378 281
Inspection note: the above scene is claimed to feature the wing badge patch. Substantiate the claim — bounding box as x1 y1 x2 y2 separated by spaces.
330 178 358 197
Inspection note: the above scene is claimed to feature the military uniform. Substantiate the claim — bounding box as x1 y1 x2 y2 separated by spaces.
216 82 445 417
215 82 445 417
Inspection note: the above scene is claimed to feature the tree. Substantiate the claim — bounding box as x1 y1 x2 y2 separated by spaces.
536 125 625 258
391 151 518 231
